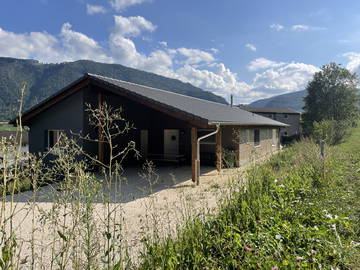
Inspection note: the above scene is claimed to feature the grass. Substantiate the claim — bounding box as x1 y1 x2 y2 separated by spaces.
138 124 360 269
0 125 17 131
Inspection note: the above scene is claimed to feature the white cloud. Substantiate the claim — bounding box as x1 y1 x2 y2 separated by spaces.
247 58 284 72
110 0 149 12
270 24 284 31
210 48 219 54
343 52 360 72
0 24 113 63
175 63 252 99
291 24 326 32
86 4 106 15
176 48 215 65
60 23 112 63
252 62 319 92
245 43 256 52
159 41 167 47
0 16 322 104
112 15 156 37
0 27 60 62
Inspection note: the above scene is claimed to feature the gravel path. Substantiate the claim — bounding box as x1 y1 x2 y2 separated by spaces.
3 166 244 269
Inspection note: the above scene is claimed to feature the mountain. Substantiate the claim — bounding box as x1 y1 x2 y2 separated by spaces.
248 90 307 112
0 57 227 120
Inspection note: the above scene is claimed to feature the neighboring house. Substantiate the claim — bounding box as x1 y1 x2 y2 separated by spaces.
239 106 301 139
11 74 286 183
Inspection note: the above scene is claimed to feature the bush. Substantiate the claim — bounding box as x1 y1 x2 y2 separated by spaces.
312 119 350 145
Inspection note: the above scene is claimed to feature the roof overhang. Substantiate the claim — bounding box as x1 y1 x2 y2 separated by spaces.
208 121 288 127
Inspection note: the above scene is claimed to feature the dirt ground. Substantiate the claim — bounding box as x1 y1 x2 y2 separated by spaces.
4 165 245 269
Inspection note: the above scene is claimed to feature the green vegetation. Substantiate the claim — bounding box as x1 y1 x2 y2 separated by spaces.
0 57 227 120
0 125 17 131
138 124 360 269
302 63 360 141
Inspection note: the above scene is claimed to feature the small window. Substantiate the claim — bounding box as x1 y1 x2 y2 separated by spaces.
272 129 277 146
48 130 65 149
254 129 260 146
240 129 248 144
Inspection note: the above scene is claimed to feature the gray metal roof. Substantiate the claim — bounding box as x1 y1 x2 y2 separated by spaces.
88 73 287 127
239 105 300 114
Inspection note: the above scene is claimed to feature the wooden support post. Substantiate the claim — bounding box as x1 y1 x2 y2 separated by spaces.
191 127 197 183
216 127 222 172
98 91 104 166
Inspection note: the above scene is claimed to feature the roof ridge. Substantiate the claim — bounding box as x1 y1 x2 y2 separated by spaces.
86 73 235 109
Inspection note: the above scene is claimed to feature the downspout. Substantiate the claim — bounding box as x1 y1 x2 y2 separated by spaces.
196 124 220 185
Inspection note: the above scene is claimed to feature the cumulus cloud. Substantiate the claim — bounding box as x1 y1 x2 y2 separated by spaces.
60 23 113 63
159 41 168 47
112 15 156 37
343 52 360 72
0 15 321 104
252 62 319 92
209 48 219 54
110 0 149 12
291 24 327 32
176 48 215 65
86 4 106 15
270 24 284 31
175 63 252 99
247 58 284 72
0 27 60 62
245 43 256 52
0 23 113 63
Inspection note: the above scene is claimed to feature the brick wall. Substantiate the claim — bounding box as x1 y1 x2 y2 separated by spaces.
221 126 279 167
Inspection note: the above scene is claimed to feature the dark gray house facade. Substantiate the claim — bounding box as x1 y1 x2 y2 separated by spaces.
239 106 301 139
13 74 287 183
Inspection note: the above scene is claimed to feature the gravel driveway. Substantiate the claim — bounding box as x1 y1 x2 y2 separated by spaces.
4 165 243 269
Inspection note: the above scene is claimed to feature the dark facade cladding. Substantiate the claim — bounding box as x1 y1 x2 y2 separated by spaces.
239 105 301 138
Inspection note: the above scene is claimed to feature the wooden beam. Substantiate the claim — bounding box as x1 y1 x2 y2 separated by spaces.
98 91 105 166
216 127 222 172
191 127 197 183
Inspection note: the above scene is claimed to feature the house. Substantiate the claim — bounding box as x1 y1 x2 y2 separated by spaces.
12 73 287 184
239 106 301 139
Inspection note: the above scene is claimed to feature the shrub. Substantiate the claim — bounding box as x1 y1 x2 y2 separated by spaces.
312 119 350 145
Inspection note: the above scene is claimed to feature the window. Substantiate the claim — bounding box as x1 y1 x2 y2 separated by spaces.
48 130 65 149
254 129 260 146
240 129 248 144
272 129 277 146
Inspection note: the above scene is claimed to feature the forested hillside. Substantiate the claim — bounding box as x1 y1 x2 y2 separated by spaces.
0 57 227 120
248 90 307 112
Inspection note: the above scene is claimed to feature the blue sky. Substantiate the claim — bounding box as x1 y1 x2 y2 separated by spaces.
1 0 360 103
